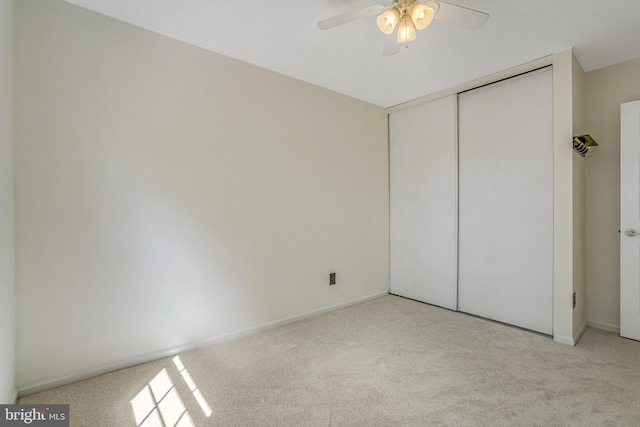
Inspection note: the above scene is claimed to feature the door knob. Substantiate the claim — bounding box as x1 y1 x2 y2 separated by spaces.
624 228 639 237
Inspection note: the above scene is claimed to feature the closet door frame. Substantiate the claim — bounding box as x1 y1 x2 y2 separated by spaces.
389 51 580 344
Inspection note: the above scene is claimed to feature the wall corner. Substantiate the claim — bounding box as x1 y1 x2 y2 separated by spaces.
552 48 575 344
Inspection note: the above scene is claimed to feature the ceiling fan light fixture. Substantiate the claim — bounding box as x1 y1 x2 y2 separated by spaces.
397 16 416 43
376 8 400 35
410 3 435 30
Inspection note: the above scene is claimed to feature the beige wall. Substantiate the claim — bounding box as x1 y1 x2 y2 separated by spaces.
585 56 640 331
0 0 16 404
15 0 389 390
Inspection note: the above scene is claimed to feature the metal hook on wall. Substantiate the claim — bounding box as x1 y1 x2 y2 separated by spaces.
573 135 598 157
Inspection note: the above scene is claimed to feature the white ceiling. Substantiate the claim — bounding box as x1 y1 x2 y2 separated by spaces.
64 0 640 108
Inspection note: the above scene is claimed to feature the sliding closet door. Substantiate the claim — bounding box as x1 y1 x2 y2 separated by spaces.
458 68 553 334
390 95 457 310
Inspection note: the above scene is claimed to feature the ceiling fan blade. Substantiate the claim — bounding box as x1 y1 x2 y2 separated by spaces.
428 1 489 30
382 32 401 56
318 3 387 30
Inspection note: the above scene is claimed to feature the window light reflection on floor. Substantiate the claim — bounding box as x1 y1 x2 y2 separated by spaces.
130 369 195 427
173 356 213 417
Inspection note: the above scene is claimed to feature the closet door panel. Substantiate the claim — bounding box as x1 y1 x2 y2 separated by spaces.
458 68 553 334
389 95 457 310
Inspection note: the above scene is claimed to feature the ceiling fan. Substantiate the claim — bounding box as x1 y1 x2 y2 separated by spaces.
317 0 489 56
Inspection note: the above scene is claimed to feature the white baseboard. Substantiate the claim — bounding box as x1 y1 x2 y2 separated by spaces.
587 320 620 333
17 291 389 397
574 321 588 345
553 334 575 346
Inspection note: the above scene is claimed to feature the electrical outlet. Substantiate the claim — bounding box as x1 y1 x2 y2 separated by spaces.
330 273 336 285
573 292 576 309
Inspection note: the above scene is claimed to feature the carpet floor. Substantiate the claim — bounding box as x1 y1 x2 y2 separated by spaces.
18 295 640 426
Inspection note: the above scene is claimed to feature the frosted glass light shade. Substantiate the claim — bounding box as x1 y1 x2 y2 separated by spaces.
397 17 416 43
376 8 400 35
410 4 435 30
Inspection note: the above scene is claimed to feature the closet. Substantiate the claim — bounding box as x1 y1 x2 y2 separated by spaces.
389 67 553 334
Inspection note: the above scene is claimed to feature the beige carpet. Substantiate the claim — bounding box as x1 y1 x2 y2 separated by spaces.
18 295 640 426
